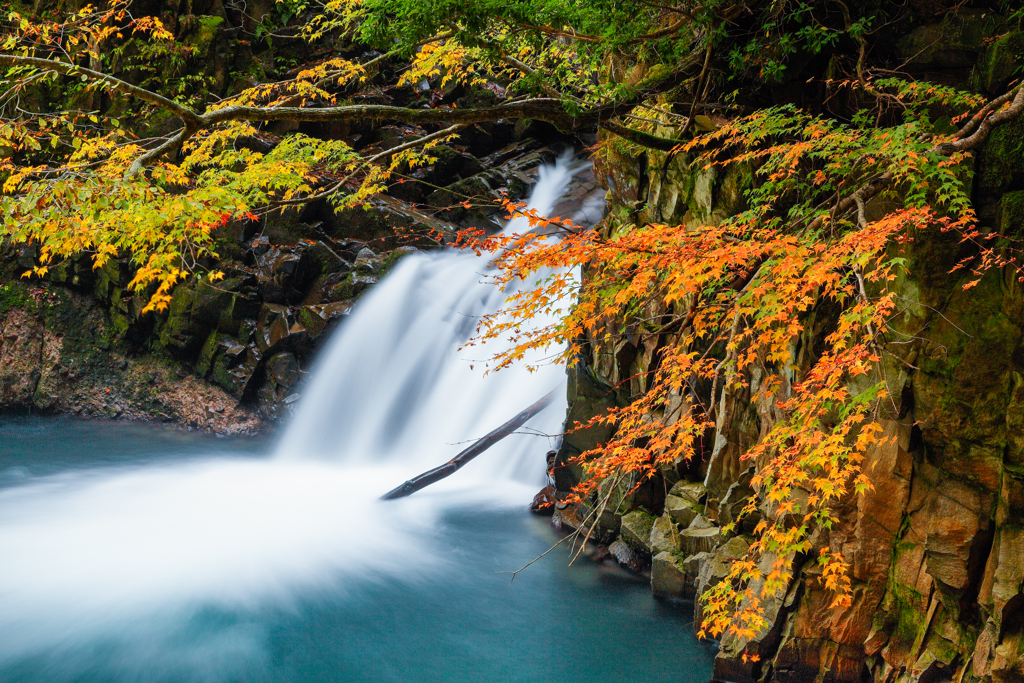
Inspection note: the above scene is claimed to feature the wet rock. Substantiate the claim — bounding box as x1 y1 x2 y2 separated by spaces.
426 143 555 223
306 240 352 275
216 290 262 337
380 246 420 276
209 339 251 396
551 504 584 533
254 246 317 304
255 304 291 354
159 278 252 358
298 301 353 339
651 551 693 599
256 378 281 420
219 345 262 397
327 274 378 301
609 538 647 573
354 247 382 275
265 351 299 389
196 332 241 378
531 485 557 515
620 510 656 556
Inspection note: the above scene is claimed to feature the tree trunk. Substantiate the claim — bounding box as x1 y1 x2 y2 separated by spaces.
381 388 559 500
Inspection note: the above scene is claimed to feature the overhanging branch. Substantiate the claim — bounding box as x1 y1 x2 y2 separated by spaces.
0 53 202 127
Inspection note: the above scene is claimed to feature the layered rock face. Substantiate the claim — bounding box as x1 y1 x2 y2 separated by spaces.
549 15 1024 683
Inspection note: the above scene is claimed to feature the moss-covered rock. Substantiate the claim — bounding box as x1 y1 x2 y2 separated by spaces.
620 509 657 555
651 551 692 599
975 30 1024 94
897 10 1005 70
976 114 1024 200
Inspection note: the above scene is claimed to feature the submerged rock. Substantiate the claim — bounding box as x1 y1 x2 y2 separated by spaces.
609 539 647 574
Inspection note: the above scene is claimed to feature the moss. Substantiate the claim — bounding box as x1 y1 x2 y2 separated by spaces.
0 282 33 315
1001 191 1024 236
976 31 1024 93
195 330 221 377
976 115 1024 198
378 249 410 278
193 16 225 48
328 274 376 301
897 11 1005 69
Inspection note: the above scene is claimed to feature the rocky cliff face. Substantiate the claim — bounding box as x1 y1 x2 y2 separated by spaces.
548 14 1024 683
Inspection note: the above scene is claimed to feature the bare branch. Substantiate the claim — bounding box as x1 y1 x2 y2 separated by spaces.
124 126 191 178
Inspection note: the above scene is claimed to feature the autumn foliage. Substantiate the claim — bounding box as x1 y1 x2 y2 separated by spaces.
458 85 1024 643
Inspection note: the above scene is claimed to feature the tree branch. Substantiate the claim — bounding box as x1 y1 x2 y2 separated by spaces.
125 125 192 178
0 53 202 128
599 120 687 151
0 44 701 173
803 85 1024 234
381 388 558 500
271 122 469 205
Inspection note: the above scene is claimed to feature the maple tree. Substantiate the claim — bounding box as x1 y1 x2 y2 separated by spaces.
460 81 1024 643
2 0 1024 648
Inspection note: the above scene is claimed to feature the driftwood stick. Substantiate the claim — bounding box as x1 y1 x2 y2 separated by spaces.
381 388 559 500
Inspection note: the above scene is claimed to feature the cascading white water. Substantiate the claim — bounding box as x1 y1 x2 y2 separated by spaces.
0 154 587 672
277 157 577 476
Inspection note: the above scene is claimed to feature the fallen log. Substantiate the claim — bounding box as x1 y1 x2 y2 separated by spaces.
381 388 559 500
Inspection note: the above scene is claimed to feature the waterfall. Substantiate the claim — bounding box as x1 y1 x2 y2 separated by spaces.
0 153 591 671
277 153 582 481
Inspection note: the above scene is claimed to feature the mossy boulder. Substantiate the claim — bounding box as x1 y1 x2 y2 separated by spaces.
651 551 693 599
976 30 1024 93
897 11 1004 70
620 509 657 555
976 114 1024 199
1001 191 1024 236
